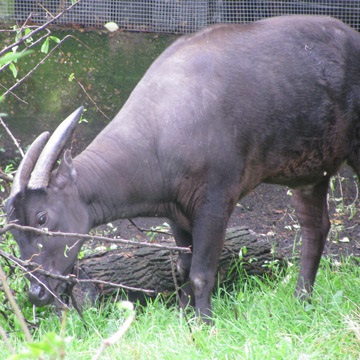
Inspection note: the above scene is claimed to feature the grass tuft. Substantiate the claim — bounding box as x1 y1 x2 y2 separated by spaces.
2 256 360 359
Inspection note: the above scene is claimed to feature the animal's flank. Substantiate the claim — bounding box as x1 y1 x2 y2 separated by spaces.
5 15 360 323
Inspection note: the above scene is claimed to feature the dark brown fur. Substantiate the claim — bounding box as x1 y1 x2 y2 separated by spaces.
6 15 360 322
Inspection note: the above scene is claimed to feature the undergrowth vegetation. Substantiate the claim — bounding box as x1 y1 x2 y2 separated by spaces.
1 169 360 359
1 250 360 359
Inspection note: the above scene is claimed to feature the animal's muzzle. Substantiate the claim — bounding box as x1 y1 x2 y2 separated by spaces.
28 282 54 307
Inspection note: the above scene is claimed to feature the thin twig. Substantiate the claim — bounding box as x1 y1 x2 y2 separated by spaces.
128 219 173 237
0 117 24 157
169 251 180 304
0 247 156 295
37 2 56 19
54 44 110 120
0 82 27 104
0 263 32 342
0 2 83 101
0 323 15 354
1 223 191 253
0 248 71 310
78 278 155 295
0 171 13 182
73 75 110 120
348 177 359 208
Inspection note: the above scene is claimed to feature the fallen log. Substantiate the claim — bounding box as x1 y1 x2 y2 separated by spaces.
70 227 284 308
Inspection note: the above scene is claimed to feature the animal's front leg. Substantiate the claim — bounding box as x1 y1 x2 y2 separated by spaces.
292 179 330 298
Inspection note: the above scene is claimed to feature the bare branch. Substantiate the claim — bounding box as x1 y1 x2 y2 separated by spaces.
73 75 110 120
0 220 190 299
0 323 15 355
0 248 71 310
0 247 156 296
0 219 189 300
0 170 13 183
71 277 156 295
1 223 191 253
0 82 28 104
0 263 32 342
128 219 173 237
0 116 24 157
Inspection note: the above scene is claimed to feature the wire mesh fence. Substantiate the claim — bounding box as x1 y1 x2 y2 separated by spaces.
0 1 359 33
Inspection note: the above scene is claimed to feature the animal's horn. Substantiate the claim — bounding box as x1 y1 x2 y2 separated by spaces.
28 106 84 189
9 131 50 198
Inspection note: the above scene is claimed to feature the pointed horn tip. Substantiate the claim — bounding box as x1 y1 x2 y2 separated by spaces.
57 106 84 132
70 106 84 119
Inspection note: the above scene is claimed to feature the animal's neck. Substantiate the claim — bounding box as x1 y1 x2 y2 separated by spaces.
73 142 165 228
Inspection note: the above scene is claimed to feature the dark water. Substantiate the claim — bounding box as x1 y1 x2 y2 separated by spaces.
0 29 178 166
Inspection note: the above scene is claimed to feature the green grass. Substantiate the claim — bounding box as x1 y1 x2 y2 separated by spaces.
2 257 360 360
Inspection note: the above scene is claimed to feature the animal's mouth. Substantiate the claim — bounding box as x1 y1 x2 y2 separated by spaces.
27 277 68 307
28 282 55 307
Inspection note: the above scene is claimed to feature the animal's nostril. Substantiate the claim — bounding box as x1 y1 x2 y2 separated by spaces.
28 283 53 307
38 286 45 299
28 283 44 300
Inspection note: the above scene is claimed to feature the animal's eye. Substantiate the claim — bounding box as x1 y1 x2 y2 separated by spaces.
36 212 47 226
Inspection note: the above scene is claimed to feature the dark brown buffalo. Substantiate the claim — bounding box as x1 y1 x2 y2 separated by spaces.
6 15 360 322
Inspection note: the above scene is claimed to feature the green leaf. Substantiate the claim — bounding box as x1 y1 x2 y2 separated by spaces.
9 62 17 78
50 35 61 44
41 37 50 54
0 50 33 66
68 72 75 82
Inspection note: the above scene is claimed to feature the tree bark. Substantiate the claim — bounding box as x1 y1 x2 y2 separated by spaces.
70 227 283 308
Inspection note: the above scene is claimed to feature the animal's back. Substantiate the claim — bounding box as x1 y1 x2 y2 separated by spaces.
84 15 360 192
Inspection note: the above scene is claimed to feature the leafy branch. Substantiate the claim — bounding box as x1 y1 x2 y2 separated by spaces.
0 0 82 102
0 0 82 58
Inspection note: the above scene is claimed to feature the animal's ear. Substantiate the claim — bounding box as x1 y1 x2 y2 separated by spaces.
52 150 77 189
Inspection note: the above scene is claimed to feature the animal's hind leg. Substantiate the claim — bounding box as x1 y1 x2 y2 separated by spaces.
170 223 195 309
292 178 330 298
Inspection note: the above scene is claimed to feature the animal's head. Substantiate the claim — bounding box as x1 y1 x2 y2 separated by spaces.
5 107 90 307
